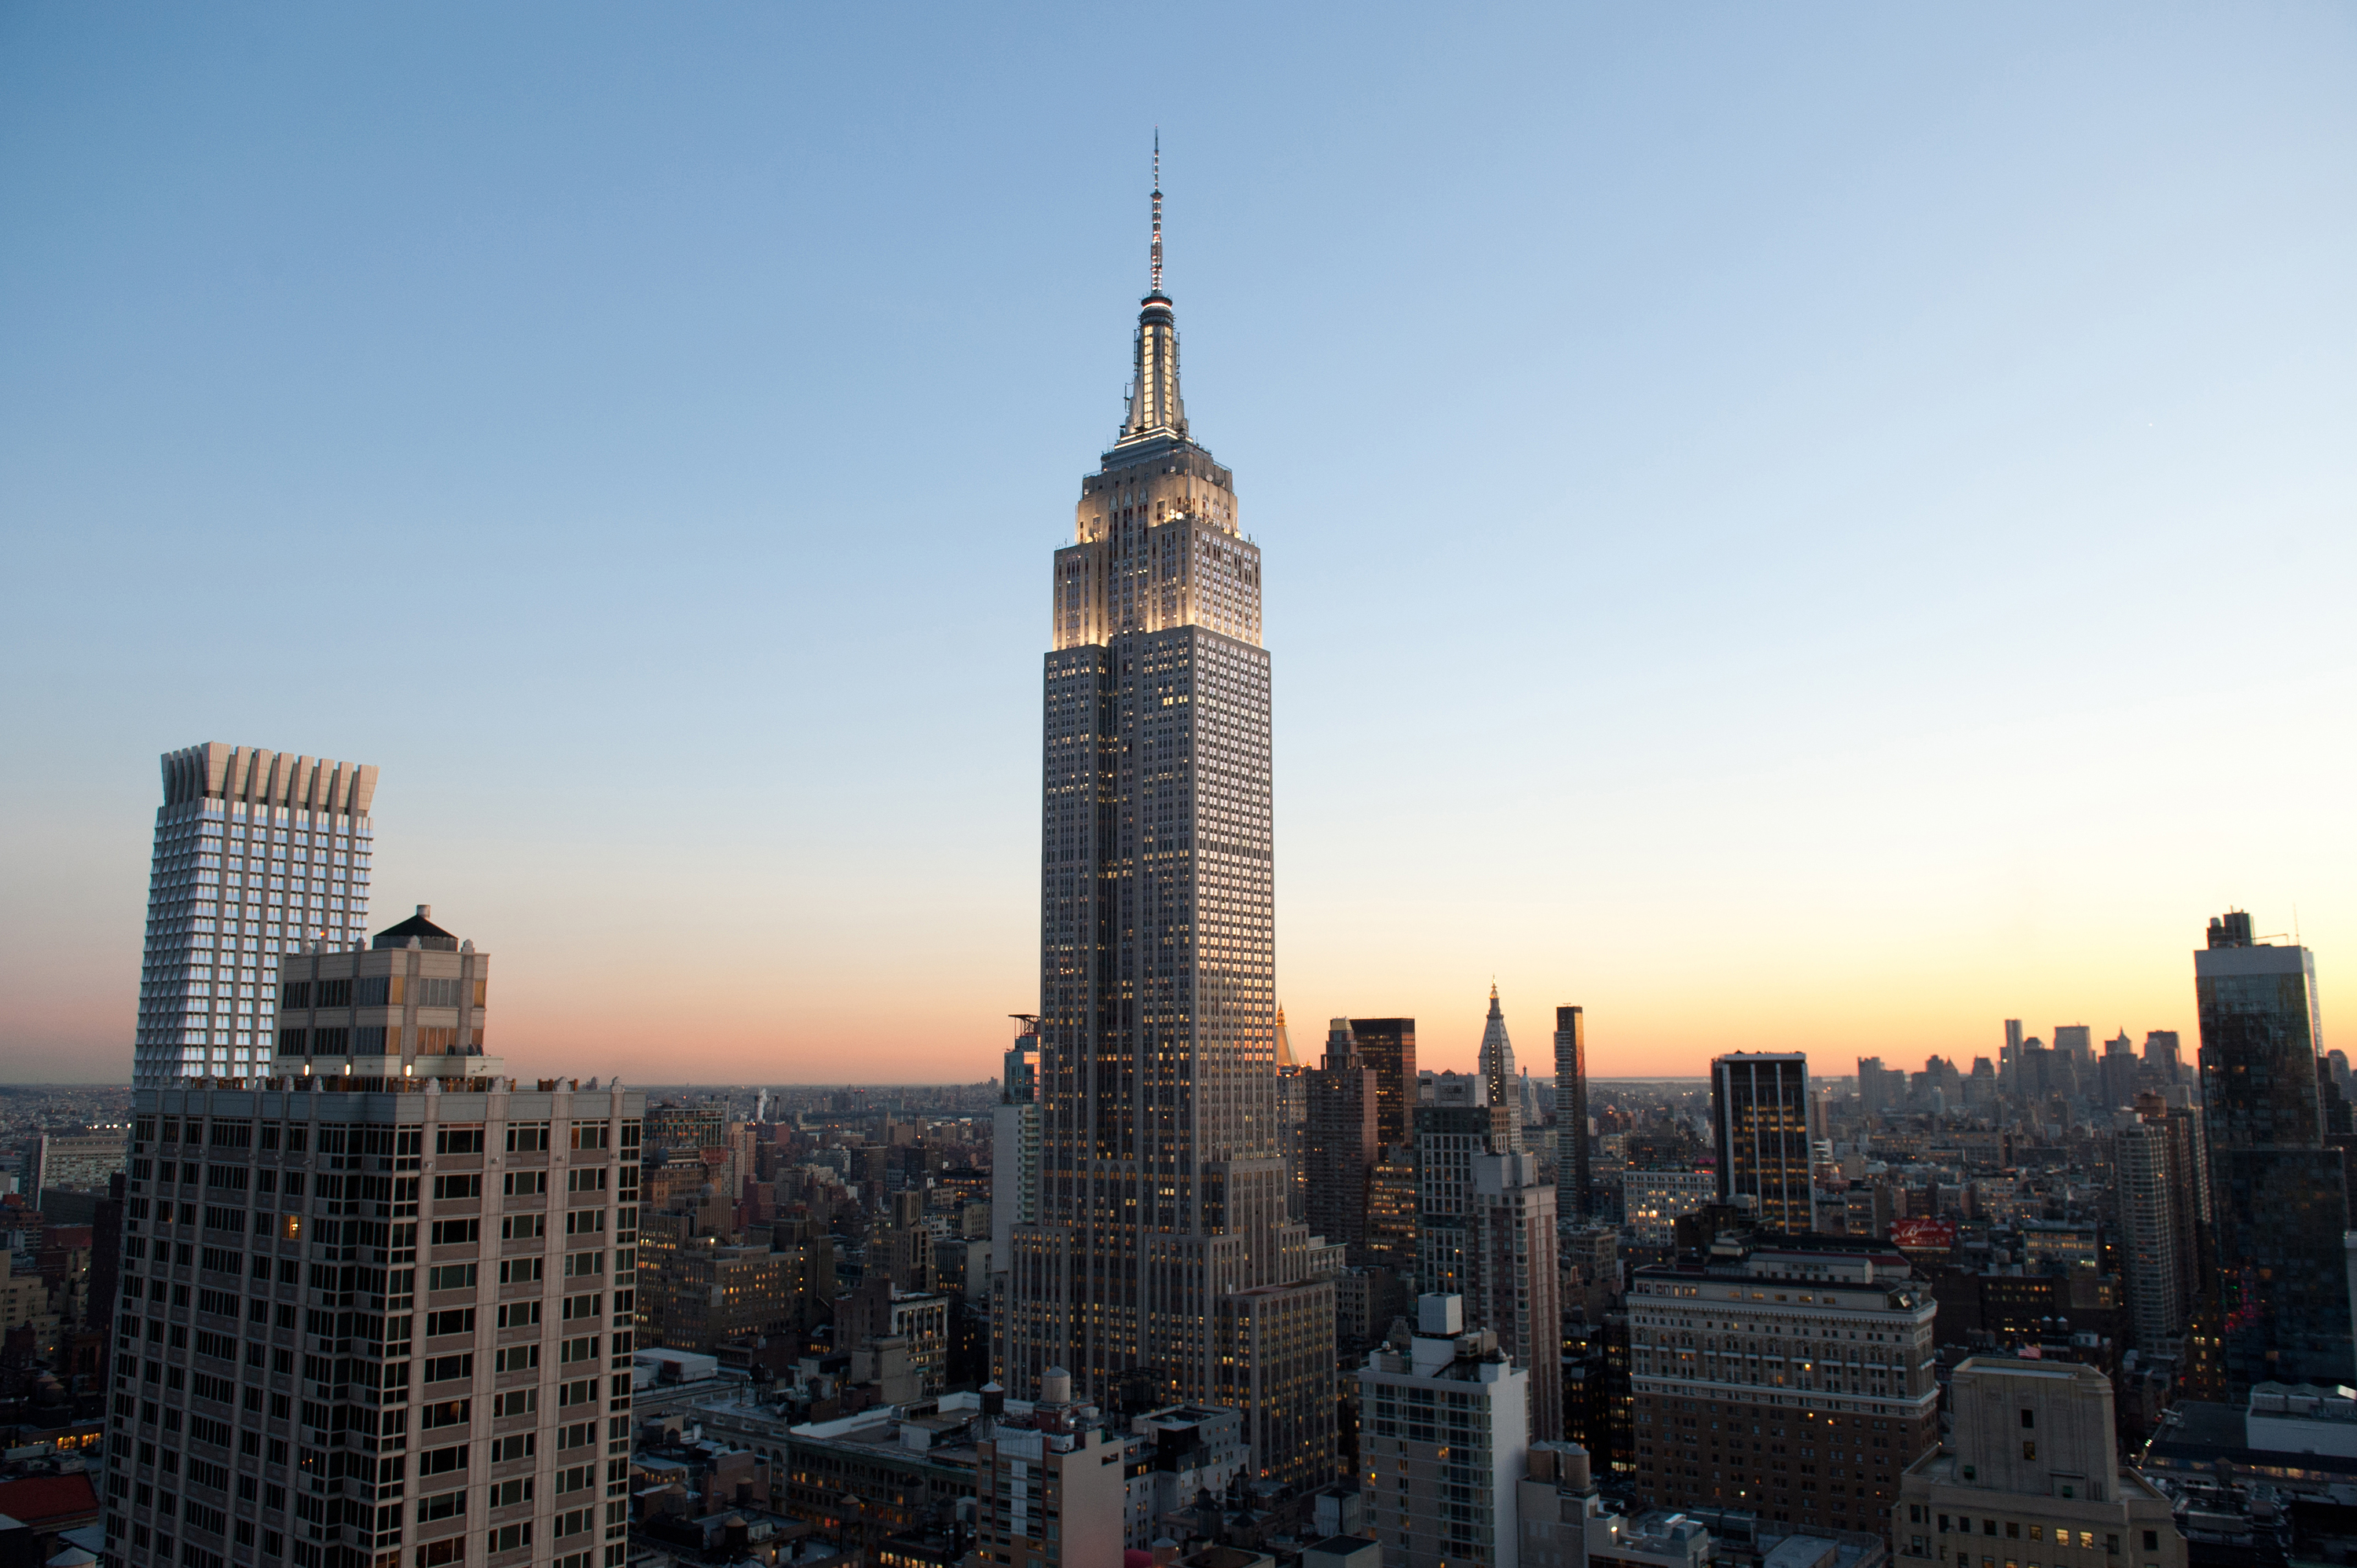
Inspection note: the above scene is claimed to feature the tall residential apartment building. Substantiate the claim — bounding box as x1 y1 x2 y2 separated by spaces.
1277 1019 1311 1226
992 1029 1042 1259
1479 989 1523 1155
1364 1147 1423 1277
1897 1357 2183 1568
1553 1006 1589 1225
1627 1234 1940 1536
1414 1102 1562 1442
2194 909 2350 1393
135 743 379 1089
1710 1053 1813 1233
1355 1295 1530 1568
1001 165 1335 1488
2158 1103 2210 1339
104 918 643 1568
2116 1121 2187 1352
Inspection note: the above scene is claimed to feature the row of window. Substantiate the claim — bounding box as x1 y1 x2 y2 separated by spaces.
1904 1511 2155 1557
282 976 476 1009
134 1118 637 1154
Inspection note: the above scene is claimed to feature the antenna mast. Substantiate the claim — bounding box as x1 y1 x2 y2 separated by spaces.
1150 129 1164 297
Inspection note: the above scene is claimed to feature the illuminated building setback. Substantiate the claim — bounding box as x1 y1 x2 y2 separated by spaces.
1000 156 1336 1488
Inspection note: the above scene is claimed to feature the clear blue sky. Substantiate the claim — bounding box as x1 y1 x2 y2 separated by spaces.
4 4 2352 1083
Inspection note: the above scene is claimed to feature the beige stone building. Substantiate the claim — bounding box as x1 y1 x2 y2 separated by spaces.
1898 1357 2183 1568
106 910 644 1568
273 905 487 1071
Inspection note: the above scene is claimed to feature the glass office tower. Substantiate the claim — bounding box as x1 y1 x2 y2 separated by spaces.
1710 1053 1812 1233
2196 910 2349 1393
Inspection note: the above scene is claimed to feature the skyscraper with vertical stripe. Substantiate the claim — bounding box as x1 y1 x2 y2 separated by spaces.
1710 1052 1812 1233
1001 152 1336 1486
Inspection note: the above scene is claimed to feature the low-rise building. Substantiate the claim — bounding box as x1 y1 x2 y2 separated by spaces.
1897 1356 2182 1568
2137 1379 2357 1491
654 1240 802 1350
1520 1442 1887 1568
971 1368 1130 1568
1519 1440 1707 1568
772 1402 982 1545
1622 1171 1717 1251
1127 1404 1251 1548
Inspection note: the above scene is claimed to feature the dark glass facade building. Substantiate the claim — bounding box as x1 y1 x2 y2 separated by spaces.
2196 910 2350 1394
1554 1005 1589 1223
1348 1017 1419 1150
1304 1021 1380 1264
1710 1052 1812 1233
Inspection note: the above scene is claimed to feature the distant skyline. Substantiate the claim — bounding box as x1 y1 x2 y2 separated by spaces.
3 5 2352 1083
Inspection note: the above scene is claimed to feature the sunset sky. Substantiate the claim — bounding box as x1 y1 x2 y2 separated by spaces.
3 5 2352 1085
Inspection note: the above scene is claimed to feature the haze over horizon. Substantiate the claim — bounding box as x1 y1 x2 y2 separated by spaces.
3 5 2351 1085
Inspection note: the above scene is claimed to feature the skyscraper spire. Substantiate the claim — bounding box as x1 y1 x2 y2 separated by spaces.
1118 132 1186 444
1480 985 1523 1153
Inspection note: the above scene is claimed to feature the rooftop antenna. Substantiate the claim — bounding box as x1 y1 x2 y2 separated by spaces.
1150 129 1164 298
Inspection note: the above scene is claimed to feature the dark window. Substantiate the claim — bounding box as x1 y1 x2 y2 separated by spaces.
316 979 352 1008
2020 1409 2035 1429
353 977 387 1006
422 1354 473 1385
417 1444 468 1478
280 983 310 1009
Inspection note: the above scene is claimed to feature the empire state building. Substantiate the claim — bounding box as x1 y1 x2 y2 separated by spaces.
1000 160 1336 1486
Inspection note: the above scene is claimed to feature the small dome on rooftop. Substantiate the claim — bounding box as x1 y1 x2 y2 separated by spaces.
375 903 459 951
